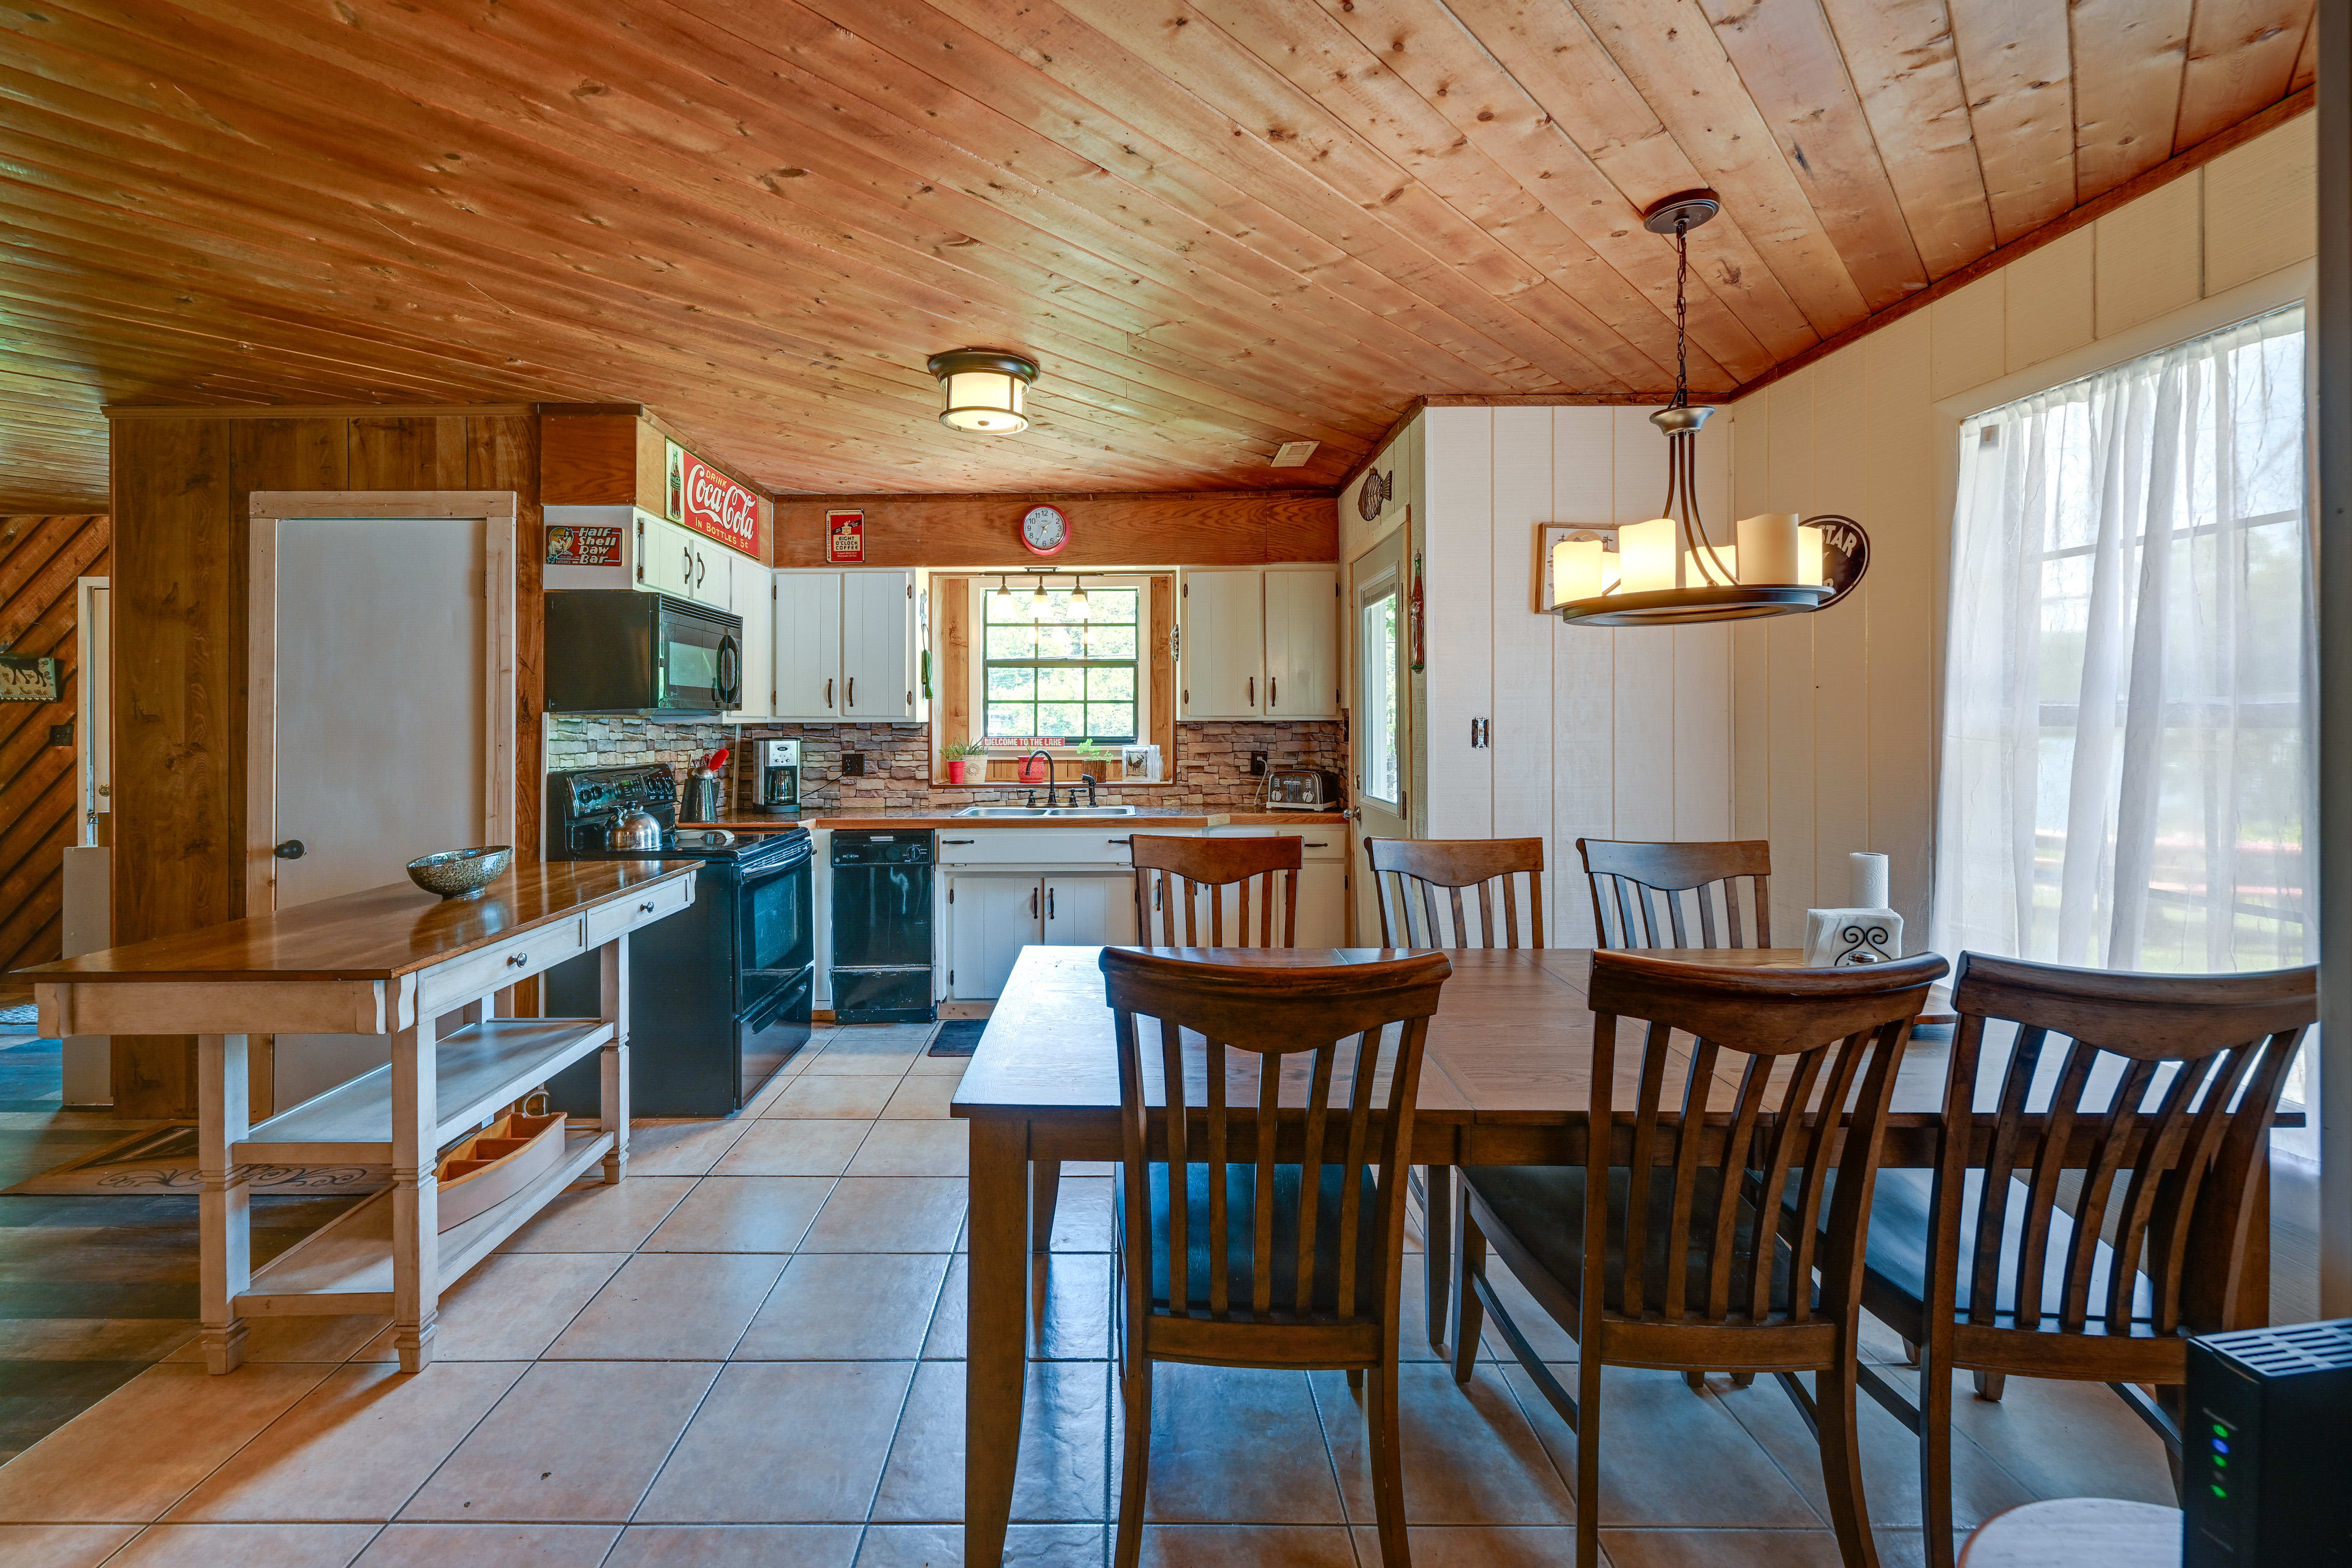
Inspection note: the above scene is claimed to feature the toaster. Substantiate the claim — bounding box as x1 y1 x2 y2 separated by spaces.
1264 767 1343 810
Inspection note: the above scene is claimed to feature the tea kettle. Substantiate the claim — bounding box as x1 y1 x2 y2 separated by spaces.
608 802 663 851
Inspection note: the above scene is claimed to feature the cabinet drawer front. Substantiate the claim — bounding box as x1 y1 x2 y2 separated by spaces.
1207 826 1346 861
585 873 695 948
418 918 588 1013
938 829 1165 865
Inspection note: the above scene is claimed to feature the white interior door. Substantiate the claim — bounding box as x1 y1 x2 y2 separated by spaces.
252 494 516 1109
1350 531 1409 944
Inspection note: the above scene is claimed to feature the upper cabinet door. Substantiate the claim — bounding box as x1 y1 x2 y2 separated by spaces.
1264 566 1340 718
840 568 917 720
774 570 843 722
690 541 730 611
639 515 695 598
725 556 772 723
1180 567 1264 719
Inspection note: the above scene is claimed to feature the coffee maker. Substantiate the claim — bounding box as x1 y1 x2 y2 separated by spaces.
754 738 802 815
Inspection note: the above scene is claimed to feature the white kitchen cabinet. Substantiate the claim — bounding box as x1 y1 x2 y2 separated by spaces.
841 569 925 722
543 505 748 612
773 570 844 721
638 514 694 598
1264 566 1340 718
947 873 1041 1000
1042 875 1136 947
1296 856 1348 946
1180 567 1265 718
725 552 772 723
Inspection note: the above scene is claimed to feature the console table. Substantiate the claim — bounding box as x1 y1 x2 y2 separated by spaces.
21 861 697 1375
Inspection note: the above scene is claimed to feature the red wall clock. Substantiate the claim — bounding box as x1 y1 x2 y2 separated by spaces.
1019 504 1069 557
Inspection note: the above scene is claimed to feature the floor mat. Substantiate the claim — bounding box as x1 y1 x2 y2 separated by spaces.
4 1123 389 1197
927 1019 988 1057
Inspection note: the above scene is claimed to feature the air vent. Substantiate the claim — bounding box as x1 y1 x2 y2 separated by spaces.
1270 440 1318 467
2201 1318 2352 1376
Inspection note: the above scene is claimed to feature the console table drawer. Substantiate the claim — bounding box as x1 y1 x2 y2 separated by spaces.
586 870 694 948
418 917 586 1013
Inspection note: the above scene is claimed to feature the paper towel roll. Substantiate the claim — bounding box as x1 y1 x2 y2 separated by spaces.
1849 851 1889 910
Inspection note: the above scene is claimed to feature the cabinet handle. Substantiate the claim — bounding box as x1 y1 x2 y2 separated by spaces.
846 677 856 708
1247 675 1255 706
1047 886 1056 920
1030 886 1038 919
683 545 693 584
1270 676 1278 708
825 677 834 709
1107 837 1131 845
941 838 976 845
1305 842 1329 848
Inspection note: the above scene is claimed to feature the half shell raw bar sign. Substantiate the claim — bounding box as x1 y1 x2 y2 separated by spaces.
0 654 59 702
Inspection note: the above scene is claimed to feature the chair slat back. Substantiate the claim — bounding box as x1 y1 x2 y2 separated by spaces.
1940 954 2315 1338
1583 950 1947 1327
1578 838 1771 950
1363 837 1545 949
1131 835 1302 948
1102 947 1451 1325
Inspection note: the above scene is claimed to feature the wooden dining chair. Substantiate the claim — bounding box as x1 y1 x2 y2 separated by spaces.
1838 953 2314 1568
1364 837 1546 948
1578 838 1771 949
1102 944 1453 1568
1449 948 1949 1568
1130 834 1303 947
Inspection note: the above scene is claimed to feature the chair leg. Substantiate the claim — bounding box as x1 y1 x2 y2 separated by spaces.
1729 1373 1754 1388
1815 1349 1882 1568
1575 1354 1604 1568
1919 1341 1958 1568
1683 1371 1705 1392
1346 1368 1364 1392
1973 1370 2006 1402
1449 1183 1485 1385
1367 1358 1412 1567
1113 1356 1152 1568
1420 1164 1451 1355
1901 1336 1920 1366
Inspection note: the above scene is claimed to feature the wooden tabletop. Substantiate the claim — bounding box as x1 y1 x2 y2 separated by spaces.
1959 1499 2181 1566
12 861 699 984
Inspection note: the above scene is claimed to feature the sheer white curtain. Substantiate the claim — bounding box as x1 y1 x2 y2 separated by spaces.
1932 306 2312 978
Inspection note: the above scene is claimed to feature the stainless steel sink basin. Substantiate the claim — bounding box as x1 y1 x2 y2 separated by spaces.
952 805 1142 818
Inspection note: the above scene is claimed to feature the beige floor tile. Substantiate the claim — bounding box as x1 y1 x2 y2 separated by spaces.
639 1176 834 1253
1945 1373 2176 1506
799 1178 968 1253
624 1118 757 1177
766 1077 898 1119
161 1314 388 1366
878 1077 959 1119
1713 1368 2037 1532
1041 1176 1115 1253
1508 1364 1820 1529
1474 1257 1580 1363
167 1361 526 1522
1600 1528 1853 1566
498 1177 695 1253
0 1524 140 1568
1140 1525 1359 1566
803 1028 929 1076
350 1523 620 1566
1031 1253 1112 1361
636 1362 914 1523
356 1253 629 1363
712 1120 870 1177
545 1253 786 1360
0 1320 197 1362
1128 1365 1343 1526
107 1523 379 1568
400 1360 719 1523
605 1524 862 1566
734 1253 951 1360
870 1360 1109 1525
924 1255 968 1359
799 1050 921 1079
853 1523 1105 1566
847 1121 968 1177
0 1362 334 1522
1314 1362 1573 1528
904 1050 972 1077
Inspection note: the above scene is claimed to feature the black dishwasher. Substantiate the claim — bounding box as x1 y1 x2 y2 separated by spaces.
830 829 937 1023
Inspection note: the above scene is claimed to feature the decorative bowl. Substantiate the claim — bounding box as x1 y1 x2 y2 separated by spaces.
406 846 512 899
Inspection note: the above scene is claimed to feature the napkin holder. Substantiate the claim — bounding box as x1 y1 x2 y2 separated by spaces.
1804 908 1903 967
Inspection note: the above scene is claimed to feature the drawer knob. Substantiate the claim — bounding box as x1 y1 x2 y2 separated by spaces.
505 952 529 968
639 901 657 913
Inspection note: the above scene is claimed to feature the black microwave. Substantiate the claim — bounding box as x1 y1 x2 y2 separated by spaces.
546 590 742 715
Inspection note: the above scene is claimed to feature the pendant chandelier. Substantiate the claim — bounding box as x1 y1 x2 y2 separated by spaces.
1551 192 1869 628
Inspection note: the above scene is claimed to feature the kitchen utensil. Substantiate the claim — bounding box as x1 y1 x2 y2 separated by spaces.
1264 767 1343 810
608 803 663 850
686 772 724 824
405 845 512 898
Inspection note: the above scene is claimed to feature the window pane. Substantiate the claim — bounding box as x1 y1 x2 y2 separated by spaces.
985 624 1035 659
1084 624 1137 660
986 667 1034 699
1036 666 1085 701
1087 703 1135 739
986 703 1031 737
1087 665 1135 702
1036 703 1085 736
1035 624 1082 660
1360 590 1400 805
1091 589 1138 623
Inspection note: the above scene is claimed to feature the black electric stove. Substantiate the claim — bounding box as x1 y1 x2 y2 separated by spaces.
543 764 814 1116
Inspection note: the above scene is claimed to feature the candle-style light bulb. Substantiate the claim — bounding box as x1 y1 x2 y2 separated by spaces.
1618 518 1678 594
1068 576 1090 620
1550 538 1604 606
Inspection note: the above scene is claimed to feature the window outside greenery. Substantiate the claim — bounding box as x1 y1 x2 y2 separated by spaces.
983 586 1140 744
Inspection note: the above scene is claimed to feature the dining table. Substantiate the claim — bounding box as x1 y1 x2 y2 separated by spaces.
948 944 2279 1566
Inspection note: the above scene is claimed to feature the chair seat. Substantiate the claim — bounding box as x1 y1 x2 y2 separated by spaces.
1462 1164 1796 1319
1127 1163 1382 1319
1853 1169 2157 1335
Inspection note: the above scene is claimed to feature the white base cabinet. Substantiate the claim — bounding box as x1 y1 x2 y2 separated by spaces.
945 872 1136 1000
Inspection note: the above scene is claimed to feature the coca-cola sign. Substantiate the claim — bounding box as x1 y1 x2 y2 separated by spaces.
678 448 759 552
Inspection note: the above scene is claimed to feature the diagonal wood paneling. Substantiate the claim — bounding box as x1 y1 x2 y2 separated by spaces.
0 0 2319 510
0 513 108 982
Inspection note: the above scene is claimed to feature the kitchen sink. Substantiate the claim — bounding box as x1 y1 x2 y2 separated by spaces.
952 805 1142 818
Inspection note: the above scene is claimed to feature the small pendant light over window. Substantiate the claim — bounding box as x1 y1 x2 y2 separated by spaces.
927 349 1038 434
1029 573 1050 619
995 573 1012 609
1068 575 1090 620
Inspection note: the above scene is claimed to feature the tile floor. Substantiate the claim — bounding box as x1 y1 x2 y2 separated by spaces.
0 1023 2183 1567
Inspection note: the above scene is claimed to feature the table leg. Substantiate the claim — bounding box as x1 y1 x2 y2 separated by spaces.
197 1033 251 1375
1422 1164 1452 1353
1031 1156 1062 1254
600 934 631 1185
965 1115 1030 1567
390 1016 441 1373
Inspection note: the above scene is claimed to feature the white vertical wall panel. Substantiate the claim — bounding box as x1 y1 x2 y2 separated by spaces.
2204 113 2317 294
2003 227 2095 373
1930 272 2007 401
1609 407 1679 843
1863 314 1940 937
1422 406 1493 839
1551 408 1616 946
1763 373 1820 933
2096 173 2203 337
1491 406 1555 937
1811 357 1874 912
1729 401 1773 843
1676 412 1734 840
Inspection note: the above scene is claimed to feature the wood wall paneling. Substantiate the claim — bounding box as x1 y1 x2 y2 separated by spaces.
771 492 1335 569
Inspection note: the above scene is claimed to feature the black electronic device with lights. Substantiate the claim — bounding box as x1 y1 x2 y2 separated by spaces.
2182 1317 2352 1565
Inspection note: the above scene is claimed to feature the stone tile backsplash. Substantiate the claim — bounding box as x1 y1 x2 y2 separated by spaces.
544 715 1346 815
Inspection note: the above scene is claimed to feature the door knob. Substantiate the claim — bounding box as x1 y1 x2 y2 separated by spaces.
273 839 306 860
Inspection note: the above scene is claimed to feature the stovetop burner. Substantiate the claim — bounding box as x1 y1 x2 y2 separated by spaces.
547 764 806 866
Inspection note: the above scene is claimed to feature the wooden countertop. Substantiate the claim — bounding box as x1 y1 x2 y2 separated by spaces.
14 861 699 985
678 810 1350 831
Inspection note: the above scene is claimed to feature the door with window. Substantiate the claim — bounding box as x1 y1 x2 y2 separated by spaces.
1349 529 1409 943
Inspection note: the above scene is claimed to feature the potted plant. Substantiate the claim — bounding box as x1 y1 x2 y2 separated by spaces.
943 740 987 786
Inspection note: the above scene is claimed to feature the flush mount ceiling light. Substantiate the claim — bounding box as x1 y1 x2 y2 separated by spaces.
1551 192 1869 628
927 348 1037 433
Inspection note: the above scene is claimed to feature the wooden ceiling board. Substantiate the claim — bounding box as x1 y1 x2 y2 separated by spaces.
0 0 2318 507
2291 8 2319 89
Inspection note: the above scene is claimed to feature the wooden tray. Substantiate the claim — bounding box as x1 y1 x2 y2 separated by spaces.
434 1110 565 1232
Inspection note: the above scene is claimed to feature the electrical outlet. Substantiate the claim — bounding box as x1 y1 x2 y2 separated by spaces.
842 752 866 777
1249 750 1267 775
48 722 72 748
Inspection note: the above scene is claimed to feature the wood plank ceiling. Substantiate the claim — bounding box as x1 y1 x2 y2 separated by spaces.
0 0 2319 509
